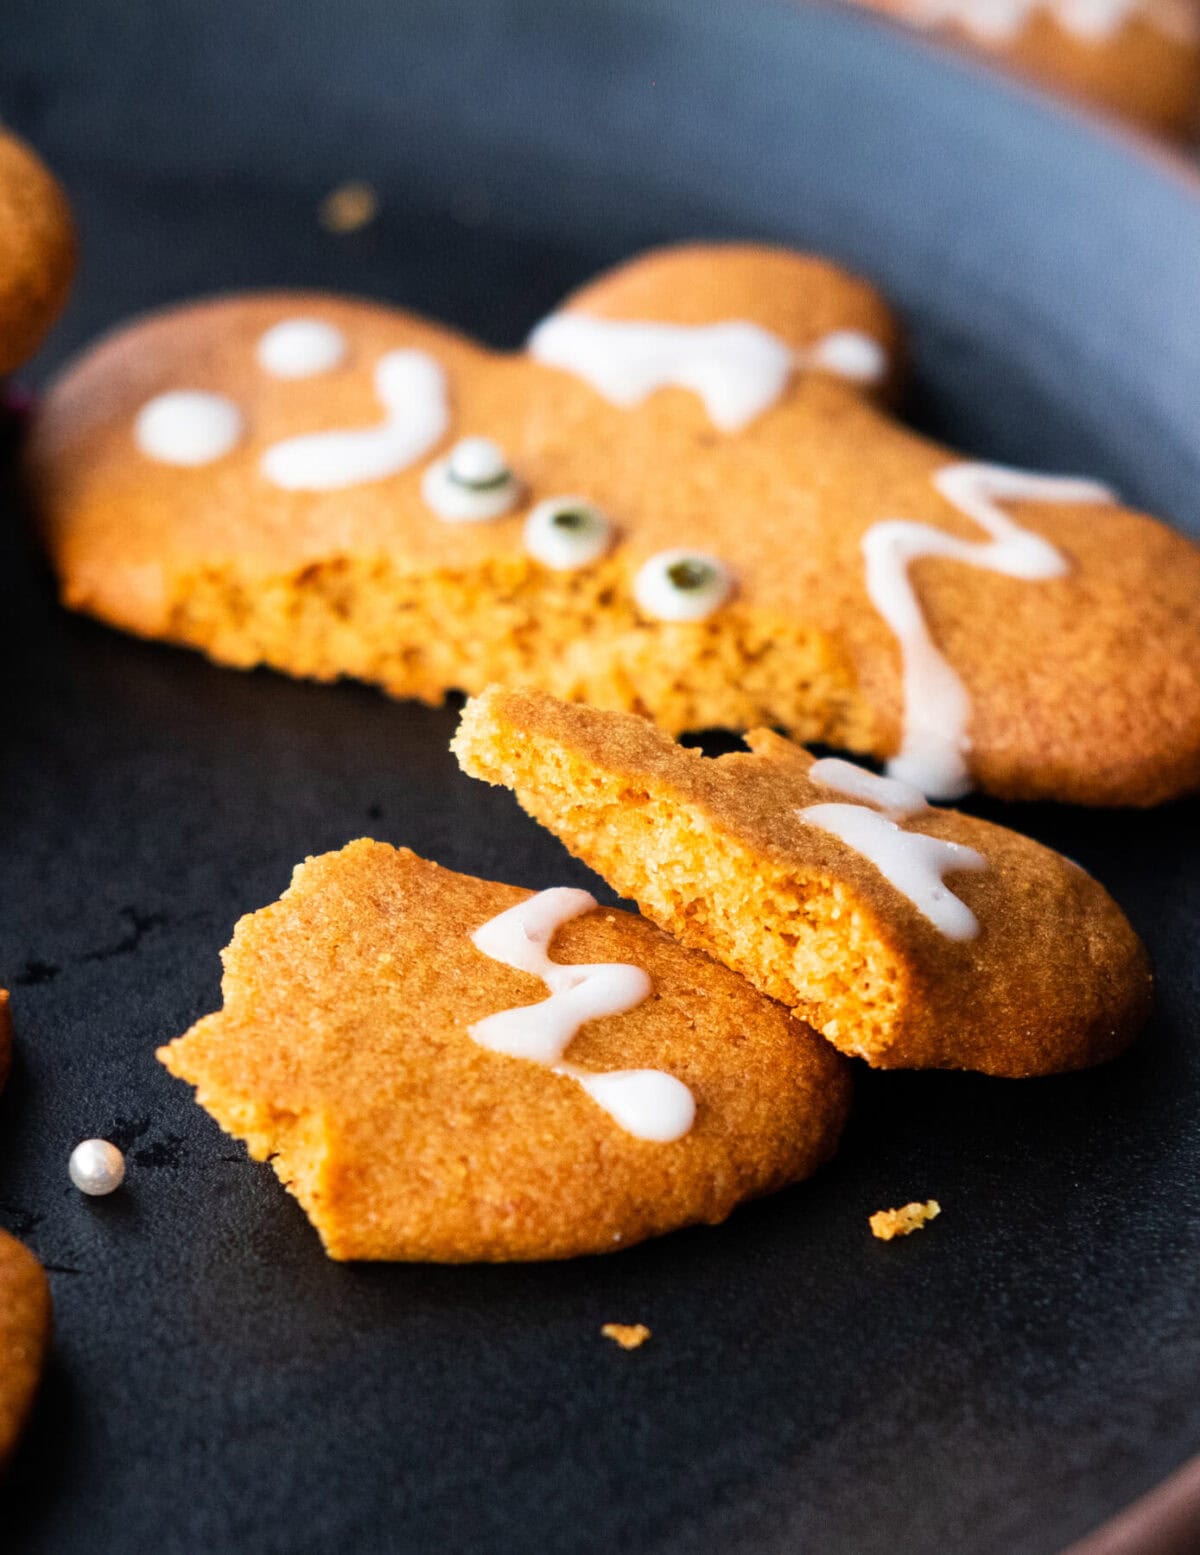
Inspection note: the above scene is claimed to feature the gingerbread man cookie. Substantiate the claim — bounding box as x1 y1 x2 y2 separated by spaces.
854 0 1200 138
29 244 1200 805
453 686 1153 1078
158 841 851 1261
0 130 75 378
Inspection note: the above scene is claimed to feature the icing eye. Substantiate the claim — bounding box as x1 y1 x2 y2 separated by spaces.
633 549 733 621
421 436 521 521
523 497 614 571
135 390 244 466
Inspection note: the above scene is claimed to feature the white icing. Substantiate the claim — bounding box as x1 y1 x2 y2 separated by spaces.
555 1064 697 1144
528 312 889 432
634 550 733 622
805 330 889 385
808 756 928 820
134 390 244 466
468 888 695 1143
257 319 348 378
863 460 1113 800
528 314 792 433
798 803 987 940
422 436 521 522
524 497 614 571
898 0 1197 43
261 349 448 491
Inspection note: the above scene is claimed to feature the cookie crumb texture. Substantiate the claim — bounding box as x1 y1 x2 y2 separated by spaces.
0 130 75 376
602 1323 651 1350
29 243 1200 806
870 1200 941 1240
0 1232 52 1464
453 686 1152 1076
157 842 851 1262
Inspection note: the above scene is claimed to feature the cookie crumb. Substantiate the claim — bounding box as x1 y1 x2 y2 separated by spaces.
602 1322 651 1350
318 181 378 234
869 1199 940 1241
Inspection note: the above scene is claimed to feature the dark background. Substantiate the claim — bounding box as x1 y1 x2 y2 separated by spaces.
1 2 1199 1551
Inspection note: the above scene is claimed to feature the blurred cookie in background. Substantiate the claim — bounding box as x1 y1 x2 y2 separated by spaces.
850 0 1200 139
0 128 75 378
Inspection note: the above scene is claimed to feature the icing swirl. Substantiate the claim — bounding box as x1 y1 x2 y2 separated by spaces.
469 888 695 1143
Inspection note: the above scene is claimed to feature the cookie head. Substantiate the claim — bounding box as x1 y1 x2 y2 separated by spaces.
157 842 851 1262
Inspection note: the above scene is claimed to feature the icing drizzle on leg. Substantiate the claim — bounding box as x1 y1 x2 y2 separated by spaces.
807 756 928 820
468 888 695 1143
863 461 1113 800
797 802 987 940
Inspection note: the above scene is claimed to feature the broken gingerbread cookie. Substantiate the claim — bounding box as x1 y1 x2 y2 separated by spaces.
452 686 1152 1078
0 129 75 378
28 243 1200 806
853 0 1200 140
157 841 851 1261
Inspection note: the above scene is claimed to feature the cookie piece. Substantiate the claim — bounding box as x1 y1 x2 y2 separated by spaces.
29 244 1200 805
0 1230 51 1465
869 1200 941 1240
855 0 1200 140
452 687 1152 1077
158 841 851 1262
0 130 75 377
602 1323 651 1349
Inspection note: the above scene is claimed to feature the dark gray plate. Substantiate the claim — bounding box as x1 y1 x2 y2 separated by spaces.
2 3 1199 1552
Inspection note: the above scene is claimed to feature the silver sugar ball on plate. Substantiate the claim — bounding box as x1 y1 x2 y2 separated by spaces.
68 1138 126 1196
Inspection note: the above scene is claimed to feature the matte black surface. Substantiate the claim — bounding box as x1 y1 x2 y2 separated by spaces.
2 3 1199 1552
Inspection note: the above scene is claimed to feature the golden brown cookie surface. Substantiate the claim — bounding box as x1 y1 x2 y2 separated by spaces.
0 130 75 376
158 841 851 1262
0 1230 51 1466
854 0 1200 139
29 244 1200 805
453 686 1153 1077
